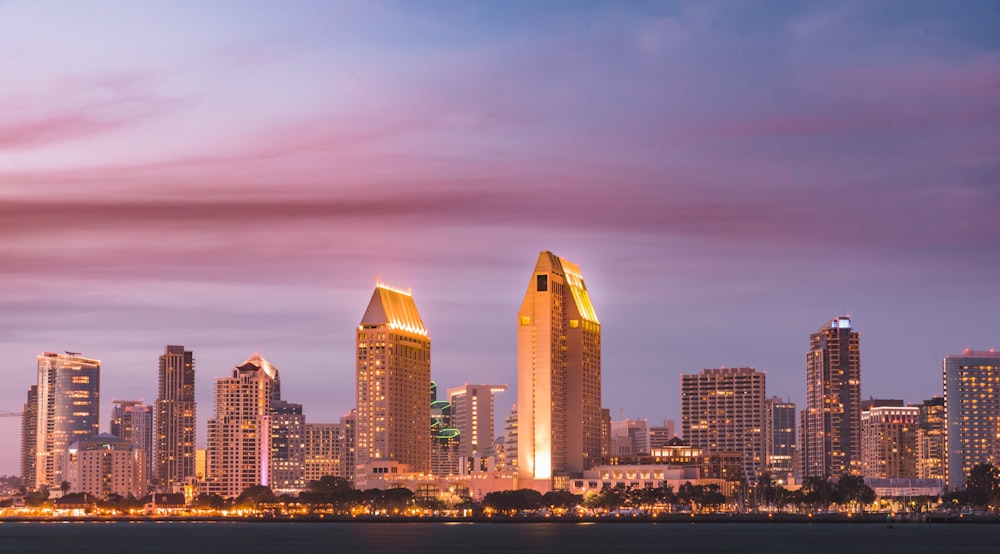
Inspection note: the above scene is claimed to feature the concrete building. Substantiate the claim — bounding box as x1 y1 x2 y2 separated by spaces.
765 397 796 484
648 421 677 451
340 410 356 484
33 352 101 490
430 383 461 477
63 433 147 499
803 316 861 478
21 385 38 490
206 353 280 498
860 402 918 479
610 419 650 457
448 384 508 459
111 400 153 487
944 349 1000 489
517 251 602 489
356 283 431 476
914 397 946 481
304 423 343 484
502 405 517 473
681 367 766 481
269 400 305 494
155 345 196 490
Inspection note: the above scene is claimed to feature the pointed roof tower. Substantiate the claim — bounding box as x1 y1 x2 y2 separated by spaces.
360 282 428 336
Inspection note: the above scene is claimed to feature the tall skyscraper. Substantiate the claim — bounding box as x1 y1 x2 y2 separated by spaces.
33 352 100 490
766 397 796 484
944 349 1000 489
207 353 280 498
517 251 601 488
803 316 861 478
269 400 306 494
915 397 946 481
304 422 342 484
502 405 518 473
21 385 38 489
155 345 195 490
111 400 153 488
356 283 431 475
448 384 508 459
681 367 767 481
860 401 918 479
340 410 356 484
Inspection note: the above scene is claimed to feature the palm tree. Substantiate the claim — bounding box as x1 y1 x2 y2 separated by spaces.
59 481 71 497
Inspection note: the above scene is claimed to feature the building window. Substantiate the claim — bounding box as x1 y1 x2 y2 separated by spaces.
537 275 547 292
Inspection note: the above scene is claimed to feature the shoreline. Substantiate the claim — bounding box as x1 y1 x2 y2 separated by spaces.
1 513 996 524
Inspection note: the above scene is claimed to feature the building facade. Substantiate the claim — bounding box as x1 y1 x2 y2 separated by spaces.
63 433 147 499
803 316 861 478
269 400 306 494
944 350 1000 489
448 384 508 459
517 251 602 488
766 397 796 484
304 422 343 484
206 353 280 498
111 400 153 488
915 397 946 481
155 345 196 490
34 352 101 490
681 367 766 481
860 403 918 479
356 283 431 475
21 385 38 490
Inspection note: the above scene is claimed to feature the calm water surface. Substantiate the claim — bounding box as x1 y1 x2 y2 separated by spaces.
1 521 997 553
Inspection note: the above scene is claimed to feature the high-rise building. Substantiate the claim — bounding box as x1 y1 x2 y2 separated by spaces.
155 345 196 490
356 283 431 475
430 383 460 476
517 251 601 487
269 400 306 494
206 353 280 498
502 405 517 473
766 397 796 484
448 384 508 459
62 433 147 499
609 419 650 457
914 397 946 481
34 352 101 490
21 385 38 490
111 400 153 488
860 402 918 479
681 367 766 481
648 420 677 451
803 316 861 478
340 410 356 484
304 423 342 484
944 349 1000 489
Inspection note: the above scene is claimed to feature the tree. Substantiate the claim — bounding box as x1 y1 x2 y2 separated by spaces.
542 490 581 510
235 485 276 508
964 463 1000 509
801 476 834 511
483 489 544 514
307 476 353 495
834 475 875 509
59 480 71 497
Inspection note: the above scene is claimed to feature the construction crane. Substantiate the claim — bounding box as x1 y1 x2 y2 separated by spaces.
0 411 24 418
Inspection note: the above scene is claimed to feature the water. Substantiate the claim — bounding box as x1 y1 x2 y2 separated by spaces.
0 521 997 553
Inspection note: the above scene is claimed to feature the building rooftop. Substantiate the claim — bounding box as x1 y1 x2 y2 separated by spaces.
236 352 279 381
360 283 428 336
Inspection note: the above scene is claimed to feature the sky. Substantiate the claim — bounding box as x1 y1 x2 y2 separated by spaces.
1 0 998 476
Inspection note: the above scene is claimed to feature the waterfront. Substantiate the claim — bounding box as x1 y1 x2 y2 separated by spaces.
1 521 999 554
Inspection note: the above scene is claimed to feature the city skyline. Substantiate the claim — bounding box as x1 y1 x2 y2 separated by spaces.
2 1 999 476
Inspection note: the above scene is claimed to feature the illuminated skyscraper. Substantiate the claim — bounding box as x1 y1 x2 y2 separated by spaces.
766 397 796 484
33 352 101 490
111 400 153 487
448 384 508 459
944 350 1000 489
803 316 861 478
517 251 601 488
681 367 767 481
860 401 918 479
206 353 280 498
269 400 305 494
21 385 38 489
915 397 945 481
155 345 195 489
356 283 431 475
